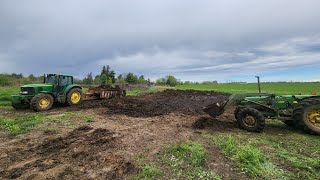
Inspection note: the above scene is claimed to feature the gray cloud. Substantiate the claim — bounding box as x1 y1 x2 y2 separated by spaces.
1 0 320 81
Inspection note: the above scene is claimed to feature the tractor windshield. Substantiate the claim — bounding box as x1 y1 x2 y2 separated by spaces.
46 75 58 84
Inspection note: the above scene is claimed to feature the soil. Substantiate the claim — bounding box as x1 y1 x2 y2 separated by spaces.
76 89 229 117
0 90 245 180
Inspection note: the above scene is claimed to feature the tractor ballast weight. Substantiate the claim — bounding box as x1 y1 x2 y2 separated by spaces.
11 74 126 111
204 93 320 135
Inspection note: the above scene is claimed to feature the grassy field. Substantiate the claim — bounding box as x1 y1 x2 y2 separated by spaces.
0 84 320 179
0 86 19 107
135 120 320 180
176 82 320 95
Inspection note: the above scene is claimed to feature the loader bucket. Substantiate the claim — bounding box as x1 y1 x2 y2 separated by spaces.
203 103 224 117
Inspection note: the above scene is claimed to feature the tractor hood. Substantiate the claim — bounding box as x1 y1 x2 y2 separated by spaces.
20 84 54 93
21 84 53 88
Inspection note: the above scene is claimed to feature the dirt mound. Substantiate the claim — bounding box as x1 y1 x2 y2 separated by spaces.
0 126 136 179
77 90 229 117
192 117 237 131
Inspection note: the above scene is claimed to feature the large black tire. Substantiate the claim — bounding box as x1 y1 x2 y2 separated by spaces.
234 107 242 120
30 93 54 112
236 107 265 132
66 88 83 106
293 98 320 135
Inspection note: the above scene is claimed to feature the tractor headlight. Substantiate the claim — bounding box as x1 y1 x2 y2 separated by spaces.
21 91 29 94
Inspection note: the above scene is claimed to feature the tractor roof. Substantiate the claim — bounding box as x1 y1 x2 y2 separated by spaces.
47 74 73 77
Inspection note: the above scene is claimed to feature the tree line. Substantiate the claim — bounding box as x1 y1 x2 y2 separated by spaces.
0 67 223 87
0 67 220 87
0 65 153 86
82 65 151 85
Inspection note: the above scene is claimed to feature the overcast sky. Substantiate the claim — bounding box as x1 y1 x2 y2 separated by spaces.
1 0 320 82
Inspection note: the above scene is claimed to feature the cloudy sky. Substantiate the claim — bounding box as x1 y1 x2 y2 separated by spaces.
1 0 320 82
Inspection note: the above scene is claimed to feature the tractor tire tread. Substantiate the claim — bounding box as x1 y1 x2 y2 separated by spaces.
66 88 83 106
236 107 265 133
293 98 320 135
30 93 54 112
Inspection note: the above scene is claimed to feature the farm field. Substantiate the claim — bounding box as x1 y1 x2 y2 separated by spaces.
0 85 319 179
176 82 320 95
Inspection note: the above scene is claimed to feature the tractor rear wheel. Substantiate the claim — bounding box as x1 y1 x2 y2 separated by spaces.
236 107 265 132
30 93 54 111
293 98 320 135
66 88 83 106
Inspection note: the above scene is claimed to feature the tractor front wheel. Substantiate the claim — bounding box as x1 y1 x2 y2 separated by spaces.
293 98 320 135
236 107 265 132
66 88 83 106
30 93 54 112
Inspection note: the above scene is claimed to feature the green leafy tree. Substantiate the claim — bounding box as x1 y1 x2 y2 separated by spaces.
94 75 100 85
100 73 107 85
146 78 151 85
156 77 167 86
101 65 115 84
110 70 116 83
166 75 178 86
138 75 146 84
117 74 126 84
83 72 93 85
101 66 107 76
126 73 138 84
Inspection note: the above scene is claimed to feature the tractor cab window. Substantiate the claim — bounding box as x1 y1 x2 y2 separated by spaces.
46 75 58 84
59 76 72 86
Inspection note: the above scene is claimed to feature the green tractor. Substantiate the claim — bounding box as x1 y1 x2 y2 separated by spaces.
12 74 83 111
12 74 126 111
204 92 320 135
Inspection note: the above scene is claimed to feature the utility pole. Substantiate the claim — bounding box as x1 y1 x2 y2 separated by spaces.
255 76 261 93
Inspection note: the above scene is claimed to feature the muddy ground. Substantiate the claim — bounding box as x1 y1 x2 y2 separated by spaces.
0 90 245 180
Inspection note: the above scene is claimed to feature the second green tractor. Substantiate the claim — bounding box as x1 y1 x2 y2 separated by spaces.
204 93 320 135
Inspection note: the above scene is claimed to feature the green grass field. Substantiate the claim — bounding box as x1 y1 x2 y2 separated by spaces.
176 82 320 95
0 86 19 107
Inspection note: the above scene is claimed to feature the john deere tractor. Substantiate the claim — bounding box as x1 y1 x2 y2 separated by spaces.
12 74 126 112
12 74 83 111
204 92 320 135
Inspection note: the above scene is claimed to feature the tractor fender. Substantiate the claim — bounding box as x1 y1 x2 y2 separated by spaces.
39 91 55 98
63 84 82 95
56 85 82 103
